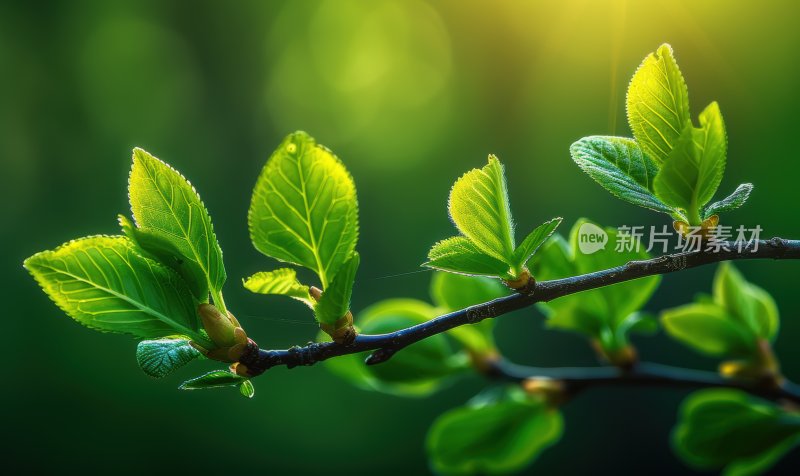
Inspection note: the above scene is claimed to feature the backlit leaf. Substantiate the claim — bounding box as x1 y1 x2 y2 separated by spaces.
243 268 312 307
425 236 511 278
703 183 753 219
248 131 358 287
314 252 359 325
512 217 563 270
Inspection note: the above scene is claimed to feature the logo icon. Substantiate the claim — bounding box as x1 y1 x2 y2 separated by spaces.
578 222 608 254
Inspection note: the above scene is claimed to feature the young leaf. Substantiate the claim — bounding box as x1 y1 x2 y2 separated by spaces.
426 387 563 475
448 155 515 264
425 236 511 278
242 268 312 307
25 236 209 346
673 389 800 475
430 272 508 354
248 131 358 287
136 338 201 378
323 299 467 397
239 380 255 399
653 102 728 222
512 217 563 270
626 43 690 163
703 183 753 219
128 148 227 309
570 136 675 214
661 304 756 357
713 263 778 341
314 252 360 325
179 370 247 390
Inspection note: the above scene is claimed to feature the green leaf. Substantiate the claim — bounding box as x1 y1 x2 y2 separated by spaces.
323 299 467 397
425 236 511 278
242 268 312 307
136 338 201 378
653 102 728 222
248 131 358 288
703 183 753 219
448 155 515 264
430 272 508 354
512 217 563 270
25 236 209 346
179 370 247 390
570 136 673 213
314 252 359 325
128 148 227 309
661 303 755 357
426 387 563 475
531 219 660 351
239 380 255 399
714 263 779 341
673 389 800 475
626 43 690 164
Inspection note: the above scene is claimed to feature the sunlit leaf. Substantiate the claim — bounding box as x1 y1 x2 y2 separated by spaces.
425 236 511 278
673 389 800 475
239 380 255 399
128 148 226 307
427 387 563 475
512 217 563 270
136 338 201 378
242 268 312 307
248 131 358 287
570 136 673 213
703 183 753 219
25 236 208 346
314 252 359 325
626 43 690 164
448 155 515 264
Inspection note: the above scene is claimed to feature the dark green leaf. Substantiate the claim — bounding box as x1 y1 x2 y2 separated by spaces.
179 370 247 390
136 338 201 378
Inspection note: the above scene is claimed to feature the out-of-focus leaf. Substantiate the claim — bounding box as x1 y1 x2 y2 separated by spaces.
239 380 255 399
673 389 800 475
426 387 563 475
662 303 755 357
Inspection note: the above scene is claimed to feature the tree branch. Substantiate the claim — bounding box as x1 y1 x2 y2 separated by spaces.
238 237 800 376
488 359 800 404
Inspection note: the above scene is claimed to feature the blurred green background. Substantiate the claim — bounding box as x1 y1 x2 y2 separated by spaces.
4 0 800 473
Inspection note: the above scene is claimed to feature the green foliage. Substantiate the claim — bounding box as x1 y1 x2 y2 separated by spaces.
673 389 800 475
314 252 360 325
127 148 227 311
248 131 358 288
531 219 660 357
426 155 561 280
179 370 253 399
572 43 752 225
242 268 313 307
430 272 508 355
662 263 779 358
324 299 468 397
426 386 563 475
24 236 210 347
136 338 201 378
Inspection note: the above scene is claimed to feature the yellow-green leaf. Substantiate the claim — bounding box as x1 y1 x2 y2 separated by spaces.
448 155 515 264
626 43 691 163
25 236 209 345
243 268 312 307
425 236 511 278
248 131 358 288
128 148 227 310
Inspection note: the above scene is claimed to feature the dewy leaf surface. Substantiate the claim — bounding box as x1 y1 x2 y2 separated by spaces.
570 136 673 214
136 338 201 378
249 131 358 287
24 236 208 344
128 148 226 307
626 43 691 163
448 155 515 263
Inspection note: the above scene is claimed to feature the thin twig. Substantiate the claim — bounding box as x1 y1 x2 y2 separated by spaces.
238 238 800 378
